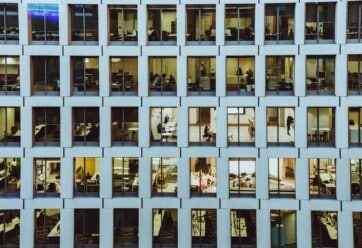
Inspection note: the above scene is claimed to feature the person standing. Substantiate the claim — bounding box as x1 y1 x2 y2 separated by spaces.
286 115 294 135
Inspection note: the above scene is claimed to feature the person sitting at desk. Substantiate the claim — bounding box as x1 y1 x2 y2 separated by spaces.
203 125 213 141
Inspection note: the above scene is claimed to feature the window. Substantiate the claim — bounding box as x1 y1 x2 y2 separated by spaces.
229 158 256 197
353 212 362 247
34 158 60 197
113 157 139 196
265 4 295 43
74 157 100 197
305 3 335 43
267 107 295 146
189 107 216 145
270 210 296 247
306 55 335 95
309 159 336 199
0 107 20 145
32 56 59 95
72 57 99 95
147 5 177 45
231 210 256 247
149 57 177 95
33 107 60 146
74 209 99 247
0 158 20 197
307 107 335 146
347 2 362 42
150 107 177 145
28 4 59 44
348 55 362 94
187 57 216 96
73 107 99 145
34 209 60 246
226 57 255 95
70 5 98 44
0 210 20 246
114 209 138 247
0 56 20 95
0 4 19 44
190 157 216 196
109 5 137 44
311 211 338 247
151 158 177 196
351 159 362 199
349 107 362 146
186 5 216 44
225 5 255 44
266 56 294 95
269 158 295 198
153 209 177 246
191 209 217 247
227 107 255 146
110 57 138 95
112 107 138 145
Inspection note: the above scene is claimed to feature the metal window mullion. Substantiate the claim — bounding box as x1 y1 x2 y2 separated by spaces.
198 9 202 42
83 7 86 42
43 8 47 41
83 58 87 92
238 107 240 146
359 5 362 41
317 5 320 40
277 7 280 41
3 6 7 42
44 58 48 93
121 9 125 45
237 8 240 42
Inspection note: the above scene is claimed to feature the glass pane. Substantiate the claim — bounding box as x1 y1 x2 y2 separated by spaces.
153 209 177 245
34 158 60 195
113 158 139 195
74 158 100 196
190 157 216 194
229 158 256 195
114 209 138 246
0 158 20 196
151 158 177 194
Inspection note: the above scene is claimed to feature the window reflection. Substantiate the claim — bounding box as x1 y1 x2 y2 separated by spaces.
147 6 176 45
0 4 19 44
149 57 177 95
28 4 59 44
34 158 60 197
112 107 138 145
0 56 20 95
347 2 362 42
190 157 216 196
231 210 256 247
269 158 295 198
227 107 255 146
110 57 138 95
0 210 20 246
150 107 177 145
191 209 217 246
33 108 60 145
32 56 59 95
187 57 216 96
70 5 98 44
0 158 20 197
151 158 177 196
229 158 256 197
113 157 138 196
0 107 20 145
189 107 216 145
74 209 99 247
309 158 336 198
265 4 294 43
186 5 216 44
305 3 335 43
225 5 255 44
153 209 177 246
311 211 338 247
34 209 60 246
307 107 335 147
73 107 99 145
270 210 296 247
266 56 294 95
306 56 335 95
267 107 294 146
109 5 137 44
114 209 138 247
74 157 100 197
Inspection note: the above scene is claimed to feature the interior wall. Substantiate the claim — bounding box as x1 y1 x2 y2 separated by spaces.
282 212 296 244
226 57 254 77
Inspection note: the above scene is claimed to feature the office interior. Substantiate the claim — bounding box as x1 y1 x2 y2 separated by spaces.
72 57 99 94
227 107 255 144
149 57 177 94
189 107 216 143
0 107 20 143
350 159 362 198
74 209 99 246
270 210 296 247
74 157 100 196
347 2 362 40
110 57 138 94
187 57 216 94
32 57 60 94
34 158 61 196
349 108 362 145
191 209 217 245
113 157 139 195
231 210 256 246
309 159 336 197
114 209 138 246
229 158 256 195
190 158 216 194
0 158 20 196
147 6 176 43
151 158 177 194
70 5 98 43
186 5 216 43
311 211 338 247
306 56 335 94
226 57 255 94
152 209 177 245
305 3 335 41
112 108 138 144
266 56 294 94
267 107 294 145
224 5 254 43
150 107 177 143
73 108 99 144
34 209 60 245
0 56 20 93
265 4 295 42
109 5 137 42
353 212 362 247
33 108 60 145
307 108 335 145
269 158 295 196
0 4 19 42
347 55 362 92
0 210 20 246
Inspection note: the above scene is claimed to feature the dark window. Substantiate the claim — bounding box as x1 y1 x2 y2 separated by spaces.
270 210 296 247
150 107 177 145
190 157 216 197
147 5 177 45
74 157 100 197
73 107 99 145
267 107 295 146
113 157 139 197
112 108 138 146
311 211 338 247
186 5 216 45
110 57 138 95
32 56 60 95
74 209 99 247
109 5 137 45
269 158 295 198
34 209 60 247
266 56 294 95
348 55 362 94
189 107 216 145
225 5 255 44
28 4 59 44
149 57 177 96
33 107 60 145
353 212 362 247
0 4 19 44
226 57 255 95
34 158 60 197
0 107 20 145
229 158 256 197
0 158 20 197
0 56 20 95
347 2 362 42
153 209 177 247
309 158 336 199
349 107 362 146
0 210 20 246
187 57 216 96
151 158 177 196
307 107 335 147
70 5 98 44
114 209 139 247
305 3 335 43
72 57 99 95
191 209 217 247
351 159 362 199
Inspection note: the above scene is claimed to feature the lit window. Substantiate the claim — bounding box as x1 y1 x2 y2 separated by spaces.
33 107 60 145
190 157 216 196
0 56 20 95
227 107 255 146
112 107 138 145
113 157 139 196
31 56 59 95
349 107 362 146
70 5 98 44
309 158 336 199
153 209 177 245
72 57 99 95
28 4 59 44
347 2 362 42
74 209 99 246
187 57 216 96
73 107 99 145
149 57 177 96
266 56 294 95
186 5 216 44
150 107 177 145
0 107 20 145
270 210 296 247
0 158 20 197
225 5 255 44
34 158 60 197
109 5 137 44
231 210 256 246
269 158 295 198
0 4 19 44
305 3 335 43
191 209 217 245
229 158 256 197
147 5 177 45
265 4 295 43
353 212 362 246
114 209 138 246
74 157 100 197
351 159 362 199
151 158 177 196
311 211 338 247
307 107 335 146
226 57 255 95
0 210 20 246
306 56 335 95
189 107 216 145
267 107 295 146
110 57 138 95
347 55 362 94
34 209 60 246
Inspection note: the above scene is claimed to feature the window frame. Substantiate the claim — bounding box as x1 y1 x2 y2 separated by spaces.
110 56 138 95
74 157 100 197
72 107 99 146
229 158 256 197
108 5 138 45
74 209 99 246
188 107 217 145
186 5 216 45
34 158 61 197
70 4 98 45
187 56 216 96
0 157 21 197
190 157 217 197
307 107 335 147
267 107 295 146
309 158 336 199
112 157 139 197
112 107 139 146
268 158 295 198
0 56 20 95
147 5 177 45
0 3 19 44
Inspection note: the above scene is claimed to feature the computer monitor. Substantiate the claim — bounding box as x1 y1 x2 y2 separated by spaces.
317 71 326 79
